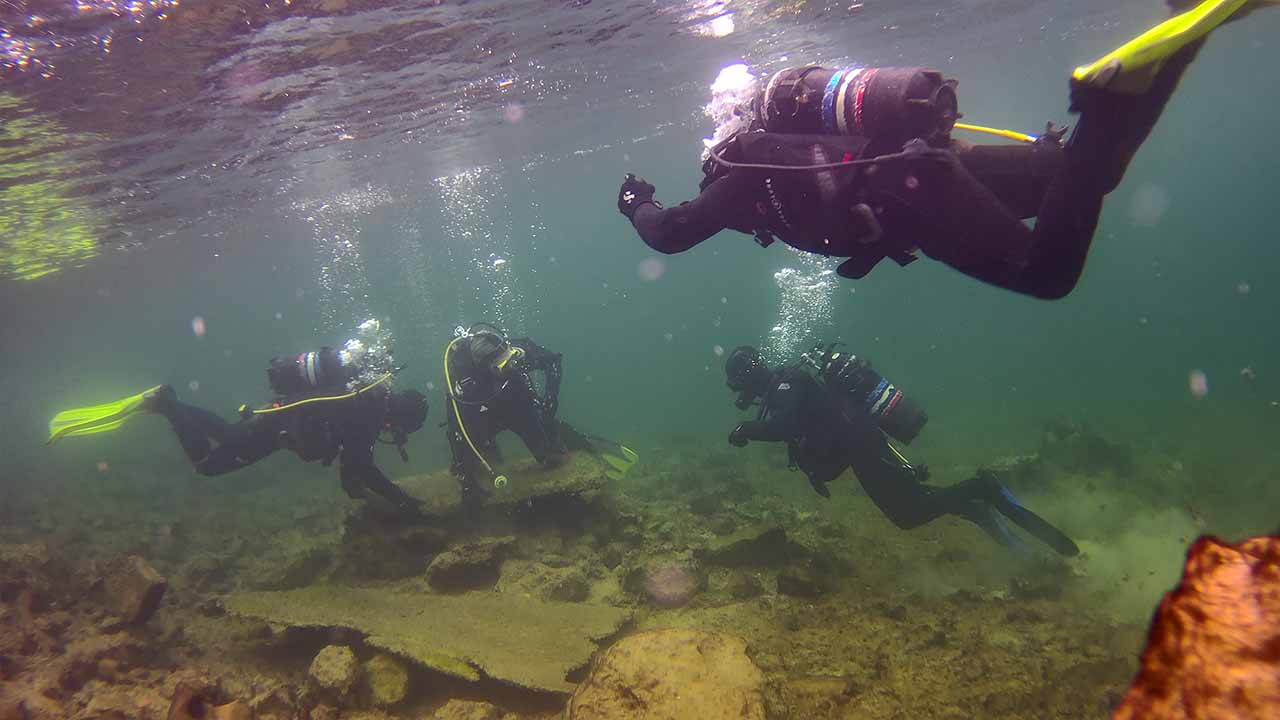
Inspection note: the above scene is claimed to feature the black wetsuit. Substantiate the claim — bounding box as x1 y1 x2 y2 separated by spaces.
736 366 993 531
158 386 420 511
629 46 1200 299
446 337 565 498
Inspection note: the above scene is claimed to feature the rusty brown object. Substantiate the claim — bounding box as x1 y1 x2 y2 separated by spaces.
1114 534 1280 720
166 682 253 720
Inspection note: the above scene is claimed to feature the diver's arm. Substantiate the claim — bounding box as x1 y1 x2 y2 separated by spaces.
339 445 420 511
629 173 760 254
734 416 797 442
512 338 563 416
732 377 805 443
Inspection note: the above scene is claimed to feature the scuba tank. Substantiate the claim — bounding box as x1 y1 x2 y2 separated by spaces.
755 66 959 148
801 342 928 444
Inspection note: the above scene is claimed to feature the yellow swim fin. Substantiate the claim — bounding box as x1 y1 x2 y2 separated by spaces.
600 444 640 482
47 385 165 445
1072 0 1272 94
584 433 639 481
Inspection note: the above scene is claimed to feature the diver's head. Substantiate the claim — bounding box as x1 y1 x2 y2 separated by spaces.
725 345 771 409
386 389 429 436
267 347 350 397
468 331 525 380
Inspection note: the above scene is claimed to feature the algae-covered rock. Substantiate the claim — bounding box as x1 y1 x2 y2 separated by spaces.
309 645 359 698
221 584 631 693
362 653 409 706
399 453 610 515
425 536 515 593
777 565 827 598
568 628 765 719
497 560 591 603
432 698 505 719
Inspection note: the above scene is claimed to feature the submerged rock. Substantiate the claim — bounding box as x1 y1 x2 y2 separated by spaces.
308 645 359 699
1115 534 1280 719
222 584 631 693
102 555 167 625
362 653 409 706
568 628 766 720
497 561 591 603
399 453 611 516
425 536 515 593
432 698 504 719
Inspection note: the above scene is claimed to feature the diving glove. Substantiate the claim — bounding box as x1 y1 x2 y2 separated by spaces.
618 174 658 220
728 425 749 447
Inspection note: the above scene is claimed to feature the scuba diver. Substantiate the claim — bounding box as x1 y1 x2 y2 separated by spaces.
618 0 1273 299
723 343 1078 556
444 324 638 506
47 320 430 516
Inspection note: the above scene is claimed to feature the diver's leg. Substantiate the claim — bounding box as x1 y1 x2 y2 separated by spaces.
156 398 227 465
190 430 278 476
845 433 954 529
902 43 1203 299
447 405 498 503
1012 41 1207 296
505 390 564 466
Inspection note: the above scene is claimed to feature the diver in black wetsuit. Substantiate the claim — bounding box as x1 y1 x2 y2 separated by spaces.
723 344 1078 556
616 6 1225 300
443 326 567 504
149 346 429 515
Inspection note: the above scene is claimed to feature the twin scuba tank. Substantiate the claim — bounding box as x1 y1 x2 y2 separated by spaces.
802 343 928 445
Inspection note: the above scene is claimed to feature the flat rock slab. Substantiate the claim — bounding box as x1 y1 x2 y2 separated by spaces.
398 453 608 516
221 584 631 694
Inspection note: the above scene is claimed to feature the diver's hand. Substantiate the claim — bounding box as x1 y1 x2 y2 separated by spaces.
728 425 749 447
618 174 657 220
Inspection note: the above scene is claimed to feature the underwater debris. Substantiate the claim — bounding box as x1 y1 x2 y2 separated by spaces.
101 554 167 625
1115 534 1280 719
567 628 765 720
221 584 632 693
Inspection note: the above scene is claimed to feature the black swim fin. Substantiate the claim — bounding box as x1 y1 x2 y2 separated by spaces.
985 478 1080 557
